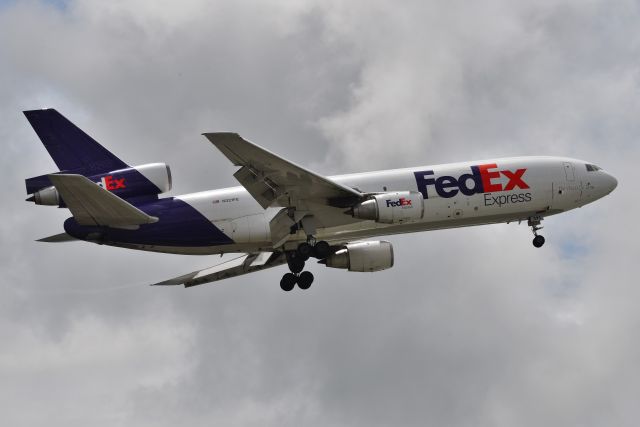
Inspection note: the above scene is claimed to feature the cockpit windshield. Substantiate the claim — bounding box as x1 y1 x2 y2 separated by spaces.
585 164 602 172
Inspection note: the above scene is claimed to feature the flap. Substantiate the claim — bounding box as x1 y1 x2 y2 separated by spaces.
151 252 287 288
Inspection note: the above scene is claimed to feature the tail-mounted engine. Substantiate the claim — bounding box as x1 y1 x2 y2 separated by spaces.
321 241 394 272
27 163 172 206
351 191 424 224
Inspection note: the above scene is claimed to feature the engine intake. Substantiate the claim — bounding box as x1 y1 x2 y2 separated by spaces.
322 241 394 272
352 191 424 224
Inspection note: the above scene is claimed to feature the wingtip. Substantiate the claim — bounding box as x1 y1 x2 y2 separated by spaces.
36 233 78 243
202 132 242 141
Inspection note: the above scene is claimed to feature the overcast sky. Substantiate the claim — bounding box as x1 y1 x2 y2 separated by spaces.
1 0 639 426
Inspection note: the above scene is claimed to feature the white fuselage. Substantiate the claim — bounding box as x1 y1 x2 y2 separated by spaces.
118 156 615 255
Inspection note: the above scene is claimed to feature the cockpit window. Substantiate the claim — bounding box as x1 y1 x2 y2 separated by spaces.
586 164 601 172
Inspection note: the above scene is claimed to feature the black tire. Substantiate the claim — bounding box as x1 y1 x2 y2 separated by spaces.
297 271 314 290
280 273 297 291
288 258 305 274
533 235 545 248
297 242 313 259
313 241 331 259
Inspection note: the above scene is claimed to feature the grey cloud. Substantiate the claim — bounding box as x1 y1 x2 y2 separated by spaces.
1 1 639 426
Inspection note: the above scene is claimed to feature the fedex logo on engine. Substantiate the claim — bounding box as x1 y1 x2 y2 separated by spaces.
386 197 412 208
99 175 126 191
413 163 529 199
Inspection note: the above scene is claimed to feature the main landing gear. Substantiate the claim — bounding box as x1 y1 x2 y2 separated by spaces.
279 239 331 291
528 217 545 248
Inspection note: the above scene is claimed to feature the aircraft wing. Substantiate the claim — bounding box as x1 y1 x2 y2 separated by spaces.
203 133 364 209
37 232 78 243
48 174 159 228
150 251 287 288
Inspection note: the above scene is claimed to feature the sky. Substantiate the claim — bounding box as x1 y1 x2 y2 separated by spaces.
1 0 639 426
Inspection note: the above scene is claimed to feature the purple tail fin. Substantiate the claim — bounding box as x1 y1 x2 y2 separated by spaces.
24 109 128 174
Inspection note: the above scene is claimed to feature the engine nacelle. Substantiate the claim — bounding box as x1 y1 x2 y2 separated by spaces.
28 163 172 205
31 185 60 205
323 241 394 272
93 163 172 198
351 191 424 224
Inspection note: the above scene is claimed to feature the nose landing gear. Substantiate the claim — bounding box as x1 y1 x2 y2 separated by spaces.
533 234 545 248
528 217 545 248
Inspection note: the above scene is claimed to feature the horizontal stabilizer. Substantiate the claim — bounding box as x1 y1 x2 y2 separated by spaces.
25 173 54 195
151 252 286 288
37 233 78 243
48 174 158 228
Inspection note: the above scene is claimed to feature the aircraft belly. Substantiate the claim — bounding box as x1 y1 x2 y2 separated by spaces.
314 211 547 244
105 241 273 255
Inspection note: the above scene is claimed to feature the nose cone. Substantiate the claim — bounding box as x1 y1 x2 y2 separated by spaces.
603 172 618 194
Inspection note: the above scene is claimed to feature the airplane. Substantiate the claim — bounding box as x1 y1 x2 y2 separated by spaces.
24 109 618 291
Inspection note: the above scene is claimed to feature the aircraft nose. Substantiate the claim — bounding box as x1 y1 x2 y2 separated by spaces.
604 172 618 194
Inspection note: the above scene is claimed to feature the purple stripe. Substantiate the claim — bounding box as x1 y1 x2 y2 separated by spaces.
64 197 234 247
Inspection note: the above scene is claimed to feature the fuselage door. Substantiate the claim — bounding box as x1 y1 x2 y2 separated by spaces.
563 162 575 181
553 162 582 209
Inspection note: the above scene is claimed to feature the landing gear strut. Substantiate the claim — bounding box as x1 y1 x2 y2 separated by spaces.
528 217 545 248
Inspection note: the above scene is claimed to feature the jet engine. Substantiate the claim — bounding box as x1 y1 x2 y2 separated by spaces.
351 191 424 224
27 163 172 206
322 241 394 272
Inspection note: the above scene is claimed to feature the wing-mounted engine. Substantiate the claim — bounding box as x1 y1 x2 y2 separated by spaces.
321 241 394 272
27 163 172 205
351 191 424 224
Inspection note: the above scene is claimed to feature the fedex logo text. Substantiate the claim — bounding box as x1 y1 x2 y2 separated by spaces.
413 163 529 199
99 175 126 191
386 198 412 208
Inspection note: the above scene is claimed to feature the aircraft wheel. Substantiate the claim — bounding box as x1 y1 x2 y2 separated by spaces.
297 242 313 259
280 273 297 291
533 235 545 248
313 241 331 259
297 271 314 290
288 258 305 274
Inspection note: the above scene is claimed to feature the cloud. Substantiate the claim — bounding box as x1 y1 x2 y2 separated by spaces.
0 0 639 426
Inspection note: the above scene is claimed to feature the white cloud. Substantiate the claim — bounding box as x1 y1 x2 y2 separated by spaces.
0 309 194 426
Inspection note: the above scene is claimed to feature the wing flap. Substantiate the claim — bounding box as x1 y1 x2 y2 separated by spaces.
48 174 158 227
233 165 283 209
151 252 287 288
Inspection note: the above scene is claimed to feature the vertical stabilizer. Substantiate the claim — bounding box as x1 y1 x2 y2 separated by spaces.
23 109 128 174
